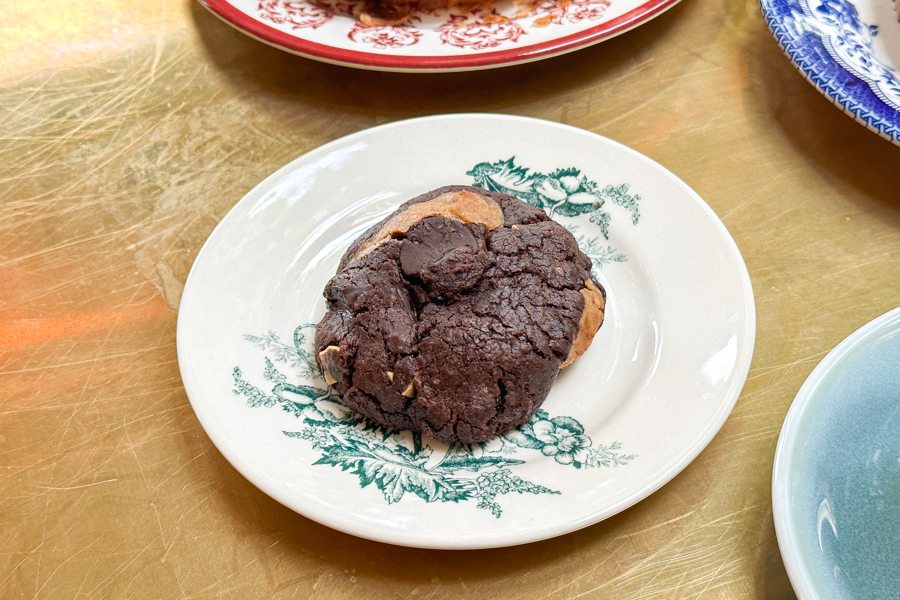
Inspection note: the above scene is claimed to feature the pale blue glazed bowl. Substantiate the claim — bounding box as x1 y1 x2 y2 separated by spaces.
773 307 900 600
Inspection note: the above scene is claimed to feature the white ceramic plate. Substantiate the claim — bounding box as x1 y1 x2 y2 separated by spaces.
199 0 681 72
177 114 756 549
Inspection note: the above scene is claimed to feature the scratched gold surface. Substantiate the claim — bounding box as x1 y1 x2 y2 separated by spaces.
2 0 900 597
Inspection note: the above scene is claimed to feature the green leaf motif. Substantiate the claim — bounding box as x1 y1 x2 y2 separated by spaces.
314 444 468 504
467 157 641 262
232 319 636 517
474 469 559 518
243 325 319 378
432 454 525 473
232 367 277 408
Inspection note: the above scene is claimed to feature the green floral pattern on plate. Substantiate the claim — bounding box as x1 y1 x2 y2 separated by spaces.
233 326 634 518
229 159 639 517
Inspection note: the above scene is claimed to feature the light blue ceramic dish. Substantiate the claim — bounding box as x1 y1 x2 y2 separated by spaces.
773 307 900 600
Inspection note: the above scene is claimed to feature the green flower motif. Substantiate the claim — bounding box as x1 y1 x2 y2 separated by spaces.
532 417 592 466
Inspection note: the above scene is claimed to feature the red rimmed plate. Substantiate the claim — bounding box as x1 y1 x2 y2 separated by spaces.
199 0 681 72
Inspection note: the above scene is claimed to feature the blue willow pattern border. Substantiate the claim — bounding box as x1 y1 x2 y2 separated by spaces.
759 0 900 143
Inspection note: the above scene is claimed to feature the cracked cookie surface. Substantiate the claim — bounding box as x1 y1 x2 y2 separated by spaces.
315 185 606 444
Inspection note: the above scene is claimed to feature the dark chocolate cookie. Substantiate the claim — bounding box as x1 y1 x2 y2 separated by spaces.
315 185 605 444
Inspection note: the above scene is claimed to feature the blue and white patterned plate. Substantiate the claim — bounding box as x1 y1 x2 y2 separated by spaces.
760 0 900 144
177 114 756 549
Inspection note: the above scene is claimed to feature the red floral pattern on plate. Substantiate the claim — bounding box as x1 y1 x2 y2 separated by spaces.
348 24 424 47
257 0 614 51
258 0 335 29
533 0 611 24
437 15 525 50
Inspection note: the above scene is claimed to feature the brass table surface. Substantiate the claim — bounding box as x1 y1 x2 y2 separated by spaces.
3 0 899 598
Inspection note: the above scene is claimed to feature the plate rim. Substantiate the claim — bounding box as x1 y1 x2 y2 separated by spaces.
758 0 900 146
771 306 900 599
177 113 756 548
198 0 682 72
